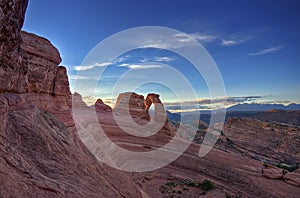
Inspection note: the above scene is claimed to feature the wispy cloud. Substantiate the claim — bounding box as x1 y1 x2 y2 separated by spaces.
118 63 163 69
249 46 282 56
174 32 218 43
73 55 131 71
154 56 174 62
141 32 218 49
128 64 162 69
220 37 251 46
74 62 112 71
220 39 238 46
119 63 130 67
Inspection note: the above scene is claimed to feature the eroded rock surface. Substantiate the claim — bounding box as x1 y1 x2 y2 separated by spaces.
224 117 300 164
0 0 28 92
262 164 284 179
0 1 141 197
94 98 112 112
114 92 148 119
0 93 141 198
284 169 300 187
114 92 170 132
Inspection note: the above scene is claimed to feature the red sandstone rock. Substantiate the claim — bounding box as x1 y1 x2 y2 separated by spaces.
94 98 112 112
53 66 71 96
284 171 300 187
224 117 300 164
0 0 28 93
1 1 300 198
114 92 170 132
114 92 148 119
0 93 141 198
262 164 284 179
0 1 142 197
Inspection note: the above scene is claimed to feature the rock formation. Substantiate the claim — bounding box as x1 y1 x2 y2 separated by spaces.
0 93 141 197
0 1 141 197
94 98 112 112
145 93 161 120
262 164 284 179
145 93 170 130
224 117 300 164
284 169 300 187
0 0 28 93
1 1 299 198
114 92 170 131
1 0 73 129
114 92 148 119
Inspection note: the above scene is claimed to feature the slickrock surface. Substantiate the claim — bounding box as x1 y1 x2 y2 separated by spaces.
262 164 284 179
0 94 141 198
284 169 300 187
95 110 300 198
224 117 300 164
253 109 300 126
1 0 299 198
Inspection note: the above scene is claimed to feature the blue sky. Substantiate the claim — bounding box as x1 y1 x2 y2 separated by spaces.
23 0 300 110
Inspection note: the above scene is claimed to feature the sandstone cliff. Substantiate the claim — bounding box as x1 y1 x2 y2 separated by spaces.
0 0 141 197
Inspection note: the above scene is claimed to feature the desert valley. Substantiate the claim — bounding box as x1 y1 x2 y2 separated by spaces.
0 0 299 197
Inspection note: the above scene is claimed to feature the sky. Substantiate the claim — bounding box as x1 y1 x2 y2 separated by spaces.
22 0 300 111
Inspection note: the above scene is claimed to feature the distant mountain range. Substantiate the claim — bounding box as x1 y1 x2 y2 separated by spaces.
166 103 300 126
227 103 300 111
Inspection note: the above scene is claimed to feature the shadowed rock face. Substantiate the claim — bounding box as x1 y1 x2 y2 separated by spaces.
0 0 28 92
21 31 70 95
0 4 70 96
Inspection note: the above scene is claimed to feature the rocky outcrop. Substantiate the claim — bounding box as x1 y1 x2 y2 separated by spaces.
114 92 148 119
0 1 142 197
262 164 284 179
0 0 28 92
284 169 300 187
262 164 300 187
145 93 161 120
252 109 300 126
224 117 300 164
145 93 170 130
145 93 161 110
114 92 170 131
0 93 141 198
94 99 112 112
0 5 70 96
20 31 70 95
0 27 73 129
